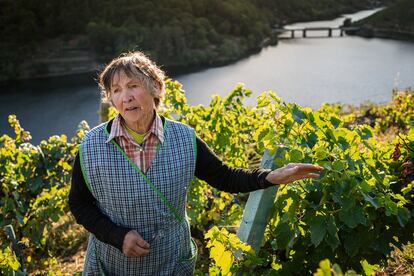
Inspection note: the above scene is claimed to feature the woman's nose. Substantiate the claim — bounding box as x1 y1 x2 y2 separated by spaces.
122 96 132 103
122 89 133 102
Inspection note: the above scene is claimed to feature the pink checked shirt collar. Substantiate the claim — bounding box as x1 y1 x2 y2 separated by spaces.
106 112 165 145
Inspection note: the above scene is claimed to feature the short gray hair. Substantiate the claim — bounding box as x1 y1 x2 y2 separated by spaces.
98 51 166 108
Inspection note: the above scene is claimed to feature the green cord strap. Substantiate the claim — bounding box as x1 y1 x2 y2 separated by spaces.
110 140 183 222
192 130 197 161
78 144 93 193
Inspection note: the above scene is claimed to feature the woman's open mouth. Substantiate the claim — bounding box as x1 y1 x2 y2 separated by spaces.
125 106 139 112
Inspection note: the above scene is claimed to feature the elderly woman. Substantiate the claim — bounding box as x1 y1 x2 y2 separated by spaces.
69 51 322 275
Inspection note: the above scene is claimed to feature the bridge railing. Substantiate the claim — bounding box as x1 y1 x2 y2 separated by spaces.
274 26 361 38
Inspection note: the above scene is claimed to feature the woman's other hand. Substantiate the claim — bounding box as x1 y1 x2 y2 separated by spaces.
122 230 150 257
265 163 323 185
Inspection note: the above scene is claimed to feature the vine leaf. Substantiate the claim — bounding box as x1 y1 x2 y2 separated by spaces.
344 233 361 257
310 216 326 247
361 191 380 209
325 217 340 251
275 223 294 249
292 105 306 124
397 207 411 227
339 206 366 228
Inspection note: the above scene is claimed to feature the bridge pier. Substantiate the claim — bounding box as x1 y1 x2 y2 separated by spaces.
340 29 344 37
291 30 295 38
303 29 306 38
328 28 332 37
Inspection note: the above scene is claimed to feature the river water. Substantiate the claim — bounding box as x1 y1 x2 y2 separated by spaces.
176 8 414 107
1 8 413 144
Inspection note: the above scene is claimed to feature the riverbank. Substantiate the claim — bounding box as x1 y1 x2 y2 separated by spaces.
351 0 414 42
352 27 414 42
0 36 277 85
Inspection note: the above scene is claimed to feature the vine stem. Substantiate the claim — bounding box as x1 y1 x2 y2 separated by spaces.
278 184 289 193
398 133 414 153
327 208 342 215
297 182 307 192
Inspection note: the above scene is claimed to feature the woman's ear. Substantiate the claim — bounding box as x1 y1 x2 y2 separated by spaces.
153 98 158 109
107 93 115 106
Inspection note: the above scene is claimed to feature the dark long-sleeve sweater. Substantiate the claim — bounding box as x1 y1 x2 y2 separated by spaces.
69 122 273 252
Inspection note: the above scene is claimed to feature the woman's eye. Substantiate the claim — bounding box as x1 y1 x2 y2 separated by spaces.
131 84 138 88
113 89 119 94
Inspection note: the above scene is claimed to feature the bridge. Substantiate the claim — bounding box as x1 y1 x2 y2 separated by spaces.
273 27 361 38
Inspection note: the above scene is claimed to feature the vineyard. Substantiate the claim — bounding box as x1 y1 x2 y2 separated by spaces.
1 80 413 275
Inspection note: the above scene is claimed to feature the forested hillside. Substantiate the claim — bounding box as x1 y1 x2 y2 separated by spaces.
0 0 387 81
353 0 414 40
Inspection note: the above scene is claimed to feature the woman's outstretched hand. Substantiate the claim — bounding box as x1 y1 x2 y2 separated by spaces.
265 163 324 185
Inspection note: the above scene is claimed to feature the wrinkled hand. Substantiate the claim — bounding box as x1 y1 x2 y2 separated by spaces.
122 230 150 257
265 163 323 185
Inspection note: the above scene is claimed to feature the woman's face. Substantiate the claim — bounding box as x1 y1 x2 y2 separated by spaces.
110 70 155 131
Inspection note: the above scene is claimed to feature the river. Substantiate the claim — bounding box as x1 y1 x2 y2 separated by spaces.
1 8 413 144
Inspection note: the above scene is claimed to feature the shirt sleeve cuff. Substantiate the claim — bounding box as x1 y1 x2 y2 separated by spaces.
258 169 274 189
111 226 132 252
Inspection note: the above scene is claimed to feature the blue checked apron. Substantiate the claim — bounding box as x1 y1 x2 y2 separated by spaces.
79 118 197 275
